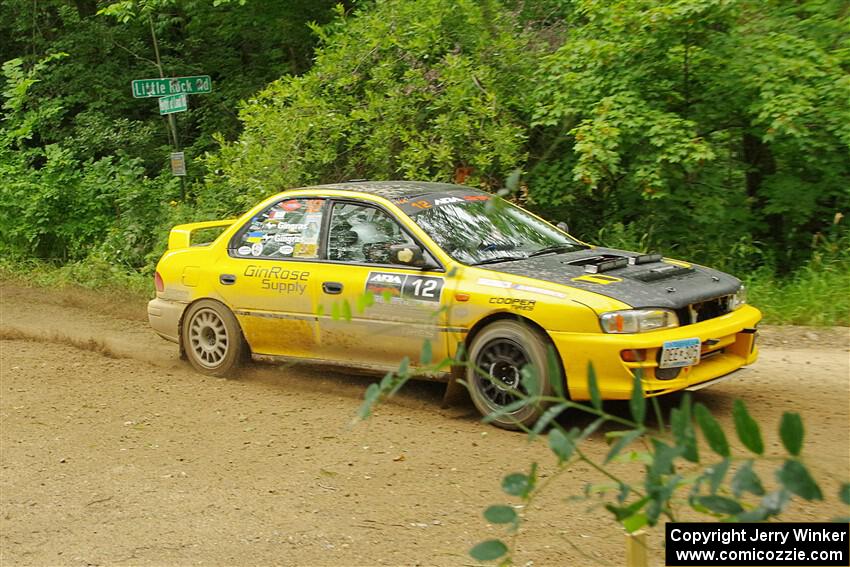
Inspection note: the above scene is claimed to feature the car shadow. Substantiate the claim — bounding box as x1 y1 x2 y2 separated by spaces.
235 358 740 436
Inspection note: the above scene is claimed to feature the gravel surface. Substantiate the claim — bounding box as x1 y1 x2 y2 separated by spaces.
1 282 848 566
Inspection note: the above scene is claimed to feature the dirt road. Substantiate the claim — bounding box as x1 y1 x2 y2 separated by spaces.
1 282 848 566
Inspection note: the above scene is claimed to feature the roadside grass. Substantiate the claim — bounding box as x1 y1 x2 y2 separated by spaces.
744 262 850 326
0 256 151 300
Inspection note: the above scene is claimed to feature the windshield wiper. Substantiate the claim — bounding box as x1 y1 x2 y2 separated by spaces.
471 255 528 266
527 243 585 258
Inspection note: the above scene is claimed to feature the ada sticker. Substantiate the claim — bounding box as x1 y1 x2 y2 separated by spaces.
366 272 404 298
365 272 443 302
251 243 263 256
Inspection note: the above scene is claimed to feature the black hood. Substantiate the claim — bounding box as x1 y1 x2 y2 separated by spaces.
481 247 741 310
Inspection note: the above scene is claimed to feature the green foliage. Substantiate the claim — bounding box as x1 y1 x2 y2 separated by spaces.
2 0 847 317
743 231 850 325
213 0 537 205
464 367 846 563
732 399 764 455
528 0 850 274
779 412 804 457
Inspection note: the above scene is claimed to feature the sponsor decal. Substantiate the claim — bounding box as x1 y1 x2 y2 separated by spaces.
477 277 512 289
433 196 464 206
409 199 432 210
237 245 252 256
365 271 444 302
270 210 288 219
243 265 310 295
246 230 264 244
513 284 566 298
279 245 294 255
489 297 537 311
273 233 300 244
278 222 307 232
281 201 301 211
293 242 318 258
395 192 492 214
305 199 323 213
477 278 566 298
251 243 263 256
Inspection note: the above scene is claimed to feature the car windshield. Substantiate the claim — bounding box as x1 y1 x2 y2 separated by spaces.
405 195 587 265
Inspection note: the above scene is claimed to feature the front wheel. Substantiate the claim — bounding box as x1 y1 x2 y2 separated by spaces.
181 299 246 377
466 320 559 430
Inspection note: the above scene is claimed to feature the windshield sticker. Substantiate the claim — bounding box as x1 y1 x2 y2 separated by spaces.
365 272 444 303
393 192 491 215
237 245 252 256
251 243 263 256
278 222 307 232
281 201 301 211
301 213 322 243
273 233 300 244
293 243 318 258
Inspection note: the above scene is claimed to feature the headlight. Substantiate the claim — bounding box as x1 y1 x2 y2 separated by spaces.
599 309 679 333
730 285 747 310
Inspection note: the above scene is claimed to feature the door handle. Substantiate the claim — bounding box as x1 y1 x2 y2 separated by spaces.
322 281 343 294
220 274 237 285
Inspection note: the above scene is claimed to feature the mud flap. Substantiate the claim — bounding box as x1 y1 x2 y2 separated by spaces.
441 363 469 408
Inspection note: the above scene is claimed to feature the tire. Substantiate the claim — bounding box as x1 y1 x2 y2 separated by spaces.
181 299 246 377
466 320 559 430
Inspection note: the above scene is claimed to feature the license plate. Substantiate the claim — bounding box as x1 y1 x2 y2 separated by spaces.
659 338 701 369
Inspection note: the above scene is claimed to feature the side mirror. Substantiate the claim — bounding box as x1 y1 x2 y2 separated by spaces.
390 244 438 270
556 221 569 234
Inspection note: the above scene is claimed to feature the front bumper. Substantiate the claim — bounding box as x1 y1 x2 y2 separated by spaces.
147 298 188 343
550 304 761 400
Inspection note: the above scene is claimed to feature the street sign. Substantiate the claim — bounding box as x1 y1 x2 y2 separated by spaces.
170 152 187 176
132 75 212 98
158 93 187 115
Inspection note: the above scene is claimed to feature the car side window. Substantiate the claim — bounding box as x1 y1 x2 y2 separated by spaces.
232 198 325 259
327 203 415 265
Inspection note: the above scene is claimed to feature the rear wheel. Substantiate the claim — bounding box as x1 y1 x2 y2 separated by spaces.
466 320 559 430
181 300 246 377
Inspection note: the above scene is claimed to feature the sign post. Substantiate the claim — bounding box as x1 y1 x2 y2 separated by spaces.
131 68 213 199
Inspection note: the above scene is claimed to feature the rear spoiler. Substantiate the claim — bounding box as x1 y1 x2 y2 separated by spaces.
168 219 238 250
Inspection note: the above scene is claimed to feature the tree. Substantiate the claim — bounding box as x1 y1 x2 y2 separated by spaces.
530 0 850 271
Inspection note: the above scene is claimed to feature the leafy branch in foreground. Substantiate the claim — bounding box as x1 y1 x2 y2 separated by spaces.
355 349 850 565
469 367 849 565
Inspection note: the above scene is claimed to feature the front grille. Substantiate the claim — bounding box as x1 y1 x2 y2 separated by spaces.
676 296 732 325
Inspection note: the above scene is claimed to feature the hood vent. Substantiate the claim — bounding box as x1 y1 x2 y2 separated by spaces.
630 264 695 282
564 254 631 274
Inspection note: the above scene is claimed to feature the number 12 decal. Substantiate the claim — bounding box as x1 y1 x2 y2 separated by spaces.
402 276 444 302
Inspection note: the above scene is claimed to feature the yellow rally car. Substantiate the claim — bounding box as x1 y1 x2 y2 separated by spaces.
149 181 760 429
